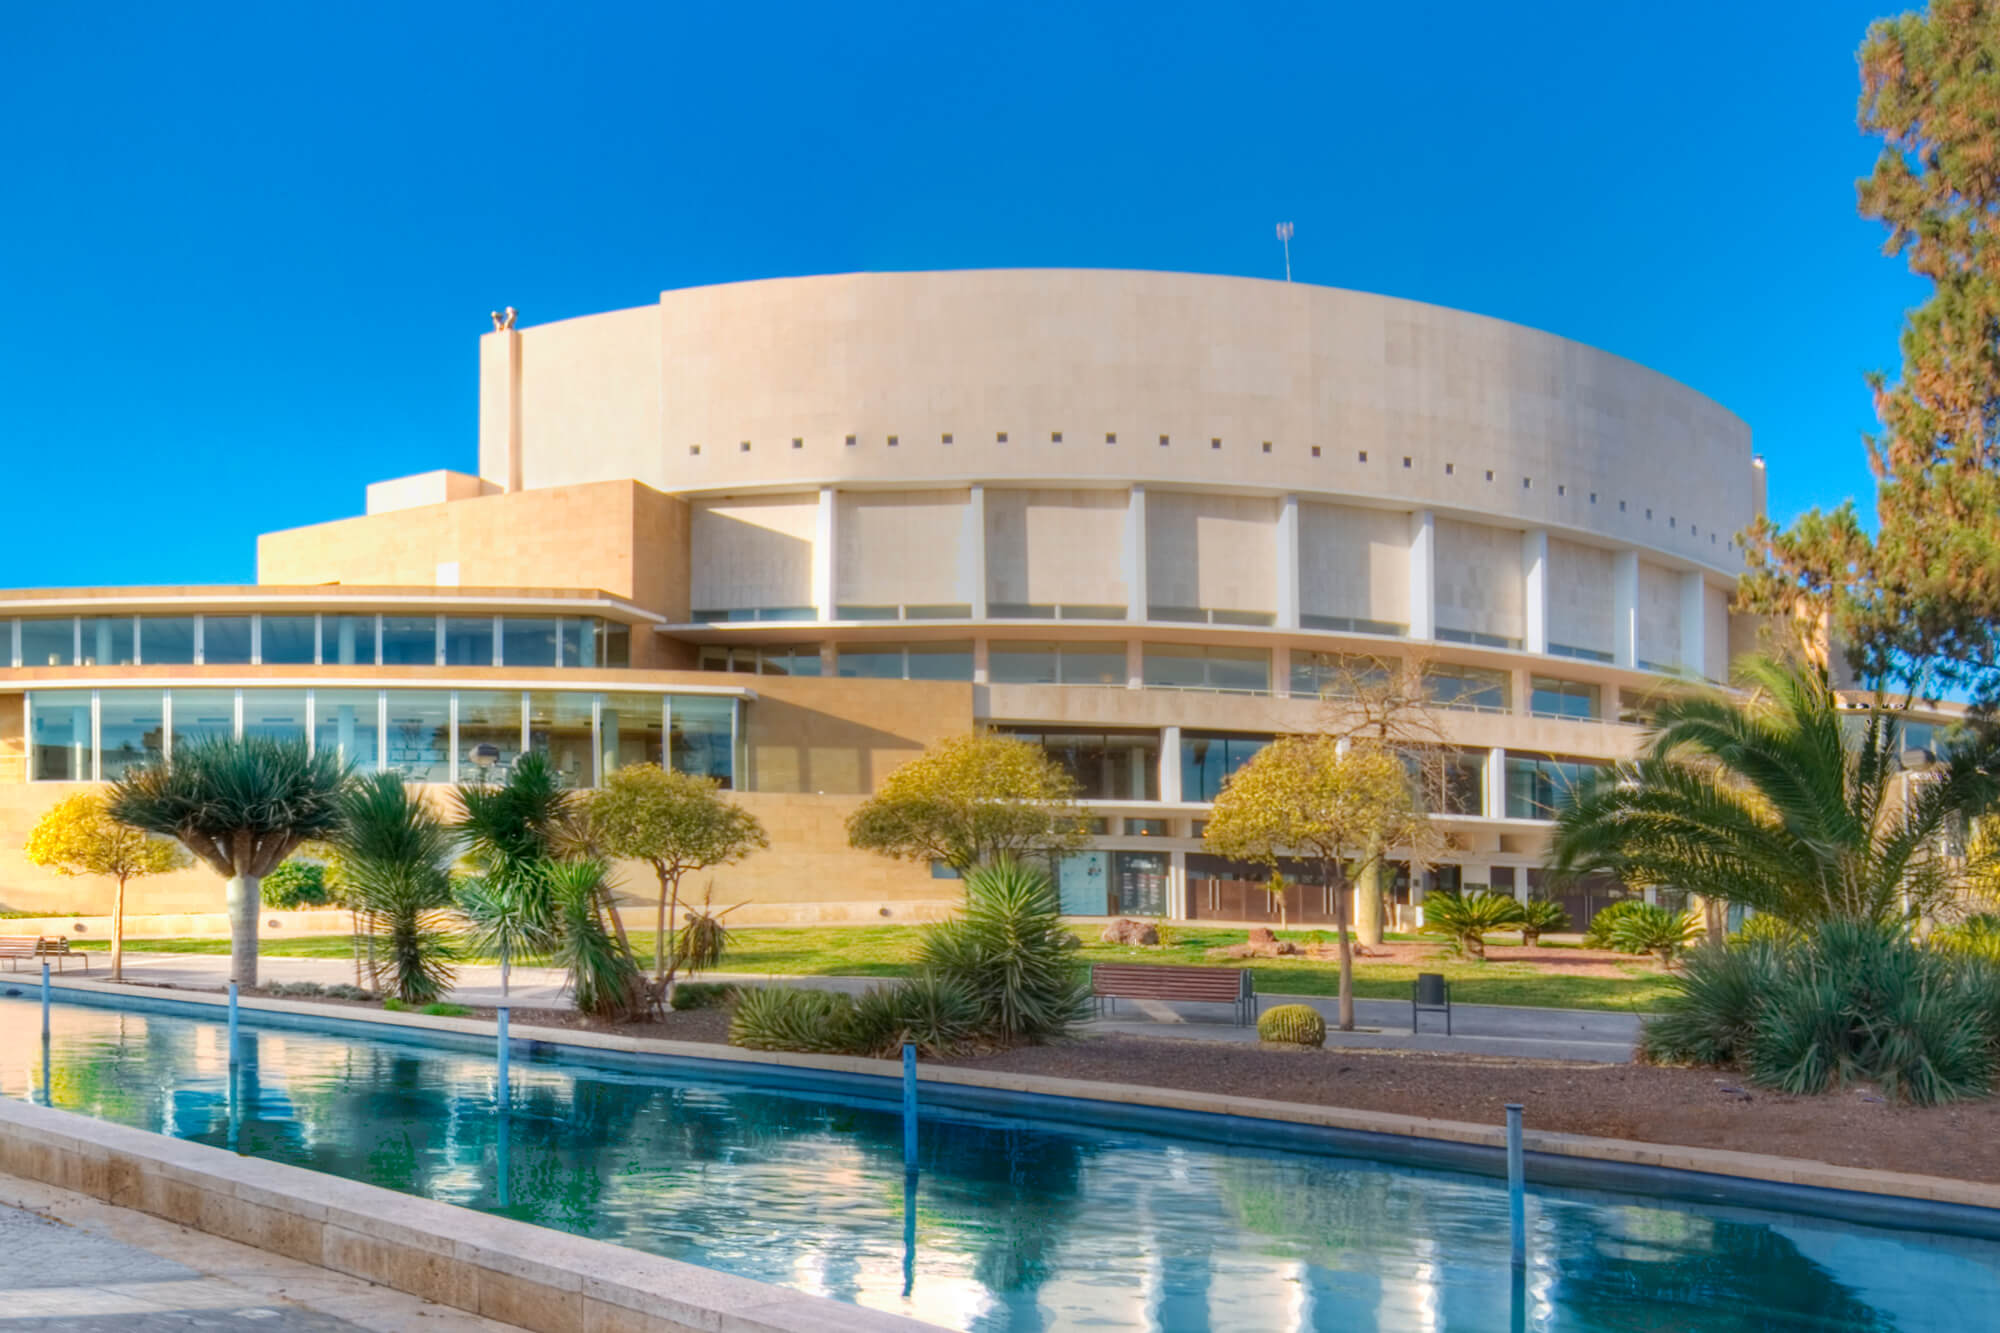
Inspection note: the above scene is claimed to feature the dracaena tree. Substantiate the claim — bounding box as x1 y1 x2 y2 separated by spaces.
846 733 1090 874
107 735 349 988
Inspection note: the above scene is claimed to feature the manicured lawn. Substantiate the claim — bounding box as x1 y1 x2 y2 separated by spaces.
76 925 1670 1012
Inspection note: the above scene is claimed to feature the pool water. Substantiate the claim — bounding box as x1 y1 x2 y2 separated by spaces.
0 995 1993 1332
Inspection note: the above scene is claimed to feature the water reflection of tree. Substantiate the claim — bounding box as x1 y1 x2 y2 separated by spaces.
925 1123 1091 1300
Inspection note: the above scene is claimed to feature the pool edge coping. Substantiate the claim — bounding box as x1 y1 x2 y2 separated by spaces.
41 973 2000 1216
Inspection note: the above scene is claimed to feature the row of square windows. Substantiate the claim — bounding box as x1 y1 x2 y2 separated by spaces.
681 436 1731 547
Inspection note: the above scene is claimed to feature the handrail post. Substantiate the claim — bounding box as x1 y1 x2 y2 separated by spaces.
227 981 239 1063
40 961 50 1040
497 1005 511 1108
1505 1103 1526 1267
902 1043 918 1169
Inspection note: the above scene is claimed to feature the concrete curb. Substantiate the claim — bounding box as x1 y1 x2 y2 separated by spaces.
41 973 2000 1216
0 1094 938 1333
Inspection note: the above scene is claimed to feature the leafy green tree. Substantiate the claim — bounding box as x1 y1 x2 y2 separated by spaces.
260 859 335 910
332 773 457 1003
1742 2 2000 704
107 735 348 988
25 790 189 981
846 733 1090 873
1547 656 2000 927
1202 737 1426 1030
587 765 768 1004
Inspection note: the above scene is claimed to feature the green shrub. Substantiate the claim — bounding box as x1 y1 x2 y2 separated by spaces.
1933 914 2000 963
1257 1004 1327 1047
323 983 375 1002
1419 891 1526 960
1605 904 1704 960
420 1002 470 1017
382 997 409 1012
266 980 326 998
261 860 336 910
728 977 984 1058
1641 920 2000 1105
669 981 736 1011
1519 899 1570 947
1582 898 1649 949
886 972 984 1056
729 986 858 1054
918 859 1090 1043
1730 913 1805 951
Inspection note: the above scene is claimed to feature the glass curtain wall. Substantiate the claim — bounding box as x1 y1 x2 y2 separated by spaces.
670 696 736 787
19 619 74 668
456 690 524 783
202 617 254 665
528 691 594 786
80 617 135 667
28 690 93 780
314 689 381 771
999 728 1159 799
1181 733 1273 802
139 617 195 665
384 691 450 782
259 616 317 665
97 691 161 779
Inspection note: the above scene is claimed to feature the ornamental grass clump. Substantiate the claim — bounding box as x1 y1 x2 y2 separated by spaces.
1641 920 2000 1106
1257 1004 1327 1047
1418 890 1525 960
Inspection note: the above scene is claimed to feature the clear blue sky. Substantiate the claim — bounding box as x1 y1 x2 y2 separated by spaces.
0 0 1917 588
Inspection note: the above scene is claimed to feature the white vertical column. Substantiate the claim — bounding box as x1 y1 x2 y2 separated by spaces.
1271 645 1292 699
1484 746 1506 820
972 638 990 685
1613 550 1640 670
1408 509 1435 640
966 483 988 620
1679 570 1707 679
1276 494 1300 630
1522 529 1549 656
1125 485 1148 622
1168 849 1189 922
813 486 837 622
1160 724 1183 804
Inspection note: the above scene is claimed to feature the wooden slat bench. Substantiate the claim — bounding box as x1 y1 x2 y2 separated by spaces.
0 937 42 972
1090 963 1255 1026
36 938 88 972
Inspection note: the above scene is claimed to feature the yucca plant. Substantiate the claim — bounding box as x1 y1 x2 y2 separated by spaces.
729 986 856 1054
1419 891 1525 960
331 773 458 1004
545 858 645 1019
1519 899 1570 947
674 883 739 978
107 735 350 988
917 859 1090 1043
1606 904 1704 962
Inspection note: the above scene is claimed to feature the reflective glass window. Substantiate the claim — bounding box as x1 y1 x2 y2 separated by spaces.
201 616 253 665
502 618 559 668
457 690 523 783
99 689 165 780
599 692 664 774
28 690 92 780
325 615 377 665
443 617 496 667
1005 728 1159 800
383 690 450 782
260 616 317 665
313 689 380 771
671 695 735 787
1504 754 1608 820
528 691 595 787
602 622 630 668
242 689 307 744
906 641 973 681
171 688 237 751
1143 644 1270 694
1114 851 1169 916
381 617 438 666
1425 664 1511 712
1060 642 1128 685
1181 733 1273 802
1529 677 1600 721
836 646 904 679
80 617 136 667
990 642 1059 685
559 618 599 668
1291 652 1394 700
138 616 195 666
19 618 74 668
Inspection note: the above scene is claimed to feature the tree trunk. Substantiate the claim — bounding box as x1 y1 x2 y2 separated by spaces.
1354 842 1387 947
111 873 128 983
500 943 510 1002
226 873 261 989
1332 860 1355 1031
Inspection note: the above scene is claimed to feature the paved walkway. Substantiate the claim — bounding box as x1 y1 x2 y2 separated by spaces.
75 953 1640 1062
0 1175 516 1331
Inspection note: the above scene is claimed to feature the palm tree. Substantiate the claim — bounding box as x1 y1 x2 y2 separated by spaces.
333 773 458 1003
1547 656 2000 927
107 735 348 988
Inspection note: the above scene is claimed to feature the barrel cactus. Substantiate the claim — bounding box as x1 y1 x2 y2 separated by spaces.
1257 1003 1327 1047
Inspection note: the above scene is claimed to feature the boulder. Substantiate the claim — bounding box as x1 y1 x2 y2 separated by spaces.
1100 918 1160 946
1247 927 1278 945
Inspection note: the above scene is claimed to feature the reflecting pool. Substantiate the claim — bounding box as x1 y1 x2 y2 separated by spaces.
0 995 1993 1331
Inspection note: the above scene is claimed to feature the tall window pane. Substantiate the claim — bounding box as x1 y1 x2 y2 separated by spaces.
171 688 237 751
528 691 595 787
139 616 195 665
599 692 663 774
906 641 973 681
325 615 377 665
503 618 559 668
1181 733 1272 802
99 689 165 780
1426 664 1510 713
457 690 523 783
314 689 380 772
80 617 135 667
28 690 92 780
836 646 904 679
381 616 438 666
260 615 317 665
1060 642 1128 685
560 618 599 667
202 616 253 665
671 696 734 787
20 619 74 668
443 617 496 667
242 689 307 744
990 642 1059 684
384 691 450 782
602 622 630 667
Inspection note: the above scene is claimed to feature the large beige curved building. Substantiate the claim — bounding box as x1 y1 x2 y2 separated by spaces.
0 270 1771 928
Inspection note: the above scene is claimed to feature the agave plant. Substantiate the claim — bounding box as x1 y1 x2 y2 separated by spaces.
1519 899 1570 947
545 858 645 1019
917 859 1091 1043
1605 903 1705 962
1419 891 1525 960
331 772 458 1004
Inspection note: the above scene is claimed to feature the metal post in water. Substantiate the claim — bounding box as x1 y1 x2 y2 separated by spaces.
38 1033 49 1108
902 1043 918 1169
497 1006 511 1108
901 1161 918 1298
40 962 50 1040
1505 1103 1526 1267
227 981 239 1062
